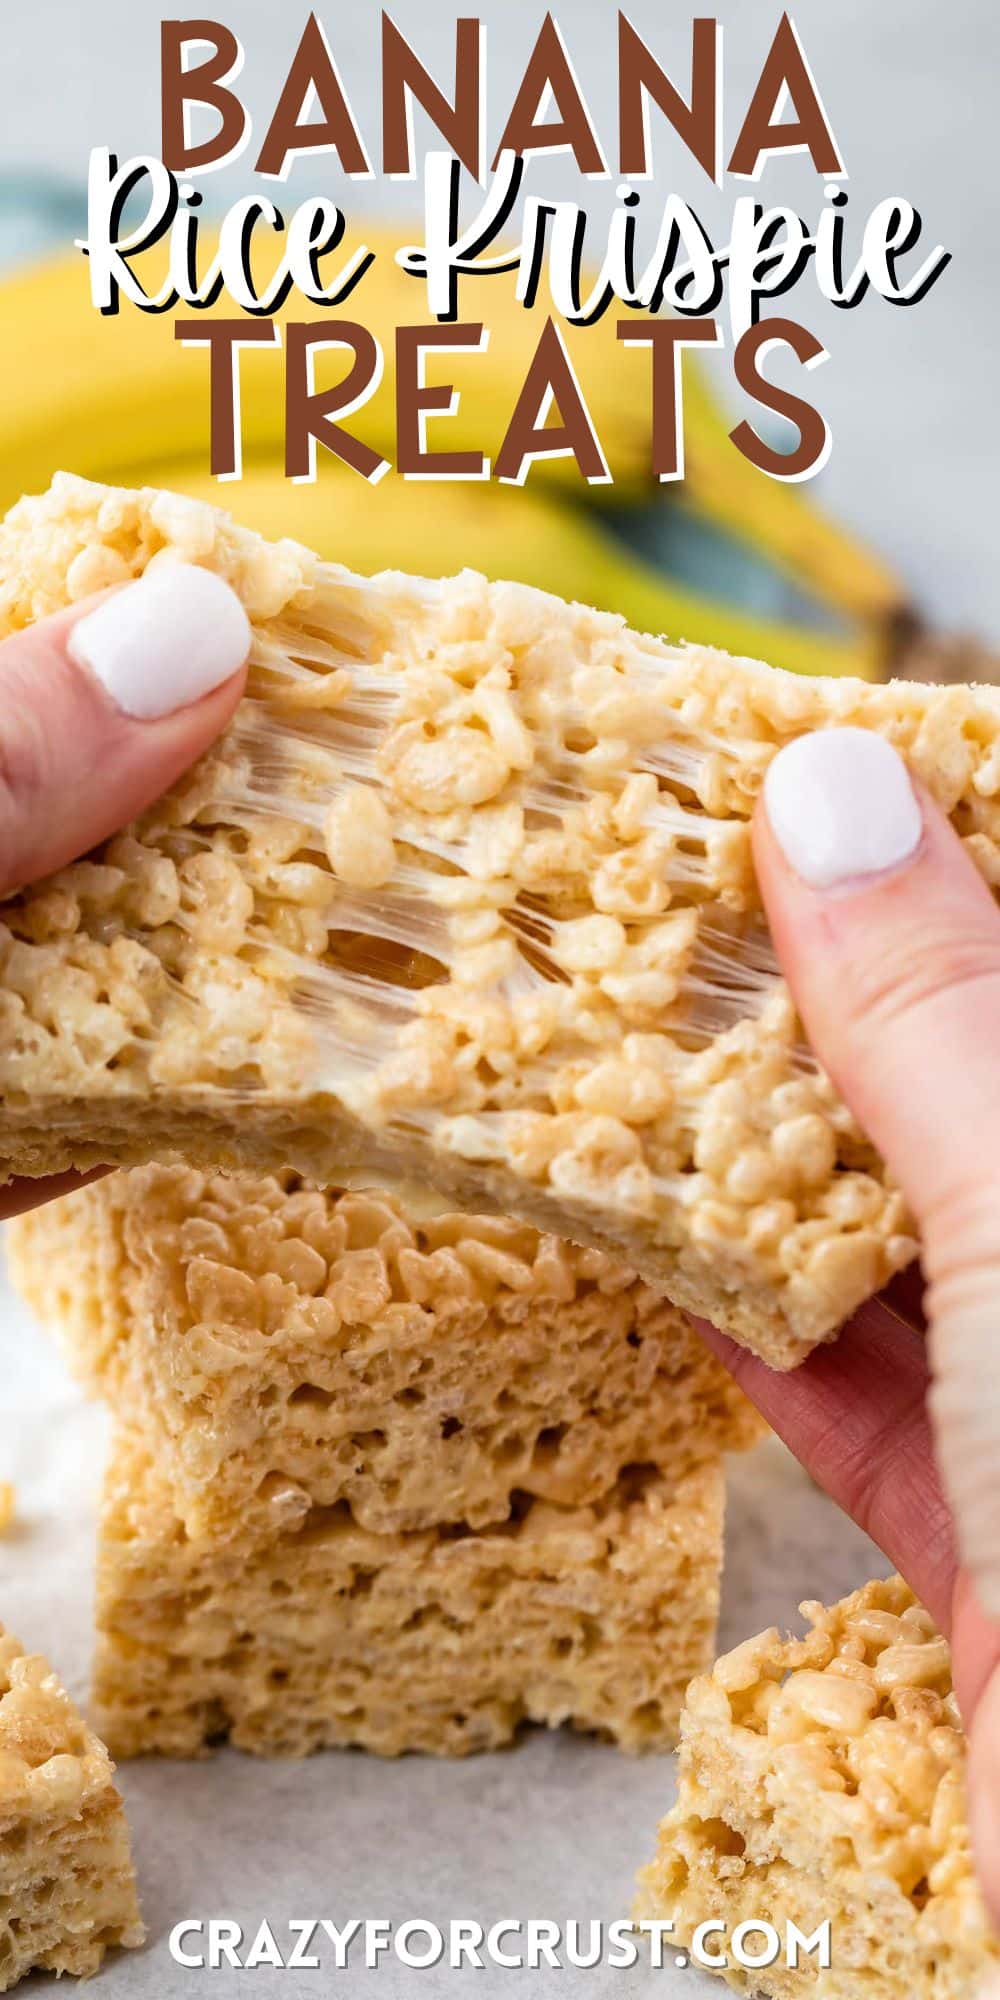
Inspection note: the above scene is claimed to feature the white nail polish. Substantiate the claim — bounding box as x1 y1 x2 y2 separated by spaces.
764 727 922 890
68 563 251 720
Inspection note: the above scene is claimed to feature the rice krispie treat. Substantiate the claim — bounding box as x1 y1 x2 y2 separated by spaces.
0 1624 143 1990
636 1576 997 1998
8 1164 761 1540
94 1427 724 1758
9 479 1000 1362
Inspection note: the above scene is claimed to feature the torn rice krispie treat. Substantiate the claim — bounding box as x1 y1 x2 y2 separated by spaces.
7 479 1000 1362
94 1426 724 1758
7 1164 761 1539
635 1576 997 1998
0 1624 143 1990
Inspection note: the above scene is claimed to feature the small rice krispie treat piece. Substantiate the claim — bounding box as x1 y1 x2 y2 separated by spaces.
7 1164 761 1539
636 1576 997 1998
0 1624 143 1990
9 475 1000 1361
94 1427 724 1759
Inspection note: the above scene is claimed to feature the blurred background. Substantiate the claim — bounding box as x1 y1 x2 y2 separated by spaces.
0 0 995 680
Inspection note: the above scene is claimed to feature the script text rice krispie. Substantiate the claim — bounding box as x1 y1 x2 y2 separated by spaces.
5 477 1000 1360
94 1429 724 1759
7 1164 761 1539
0 1624 143 1990
636 1576 997 1998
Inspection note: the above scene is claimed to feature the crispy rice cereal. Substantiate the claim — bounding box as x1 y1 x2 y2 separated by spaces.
94 1428 724 1758
6 477 1000 1360
7 1164 761 1539
636 1576 998 1998
0 1624 143 1990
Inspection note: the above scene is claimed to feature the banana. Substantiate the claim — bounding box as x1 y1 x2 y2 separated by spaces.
126 456 881 679
0 239 905 632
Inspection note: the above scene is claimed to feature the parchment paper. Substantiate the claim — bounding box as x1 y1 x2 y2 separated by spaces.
0 1255 888 1997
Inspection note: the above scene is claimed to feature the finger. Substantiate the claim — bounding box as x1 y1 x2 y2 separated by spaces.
952 1573 1000 1929
0 564 250 894
952 1573 1000 1721
0 1167 108 1222
968 1666 1000 1931
757 733 1000 1229
696 1299 956 1630
757 730 1000 1618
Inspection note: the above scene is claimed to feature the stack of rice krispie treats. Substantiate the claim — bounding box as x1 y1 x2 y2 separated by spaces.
9 1164 763 1760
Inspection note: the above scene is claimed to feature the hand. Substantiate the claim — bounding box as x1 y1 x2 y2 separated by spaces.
0 561 250 1219
697 725 1000 1920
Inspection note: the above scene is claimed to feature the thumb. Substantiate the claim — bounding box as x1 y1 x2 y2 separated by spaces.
756 726 1000 1615
757 725 1000 1920
0 562 250 894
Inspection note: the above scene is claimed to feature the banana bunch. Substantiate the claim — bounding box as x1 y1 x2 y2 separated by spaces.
0 233 909 676
136 460 880 679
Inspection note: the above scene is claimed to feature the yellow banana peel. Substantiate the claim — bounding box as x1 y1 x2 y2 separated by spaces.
127 457 881 679
0 241 904 637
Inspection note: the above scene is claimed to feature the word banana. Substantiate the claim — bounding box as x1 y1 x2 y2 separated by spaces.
156 12 840 190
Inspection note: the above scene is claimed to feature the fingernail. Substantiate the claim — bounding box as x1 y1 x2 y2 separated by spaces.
764 727 923 890
68 563 251 720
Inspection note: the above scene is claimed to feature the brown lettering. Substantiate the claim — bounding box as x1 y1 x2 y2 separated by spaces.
494 15 605 173
174 319 278 477
161 20 247 172
256 13 370 178
729 14 843 180
731 318 829 479
285 321 387 481
618 15 719 183
495 318 608 484
396 325 487 477
382 16 482 180
617 318 721 480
